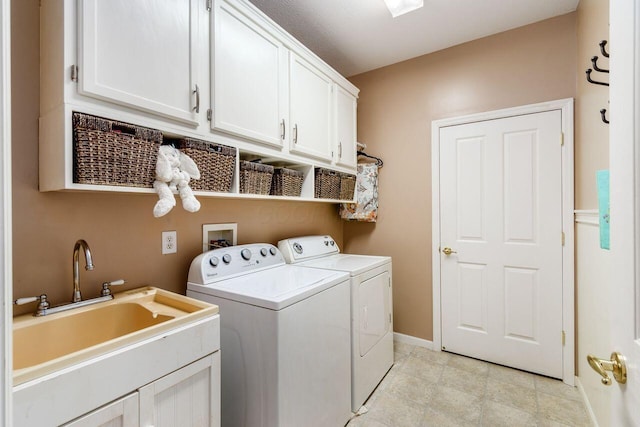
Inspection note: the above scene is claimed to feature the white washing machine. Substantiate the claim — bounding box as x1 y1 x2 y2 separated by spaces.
187 243 351 427
278 235 393 412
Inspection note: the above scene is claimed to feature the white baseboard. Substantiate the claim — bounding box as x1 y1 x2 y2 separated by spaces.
575 376 599 427
393 332 434 350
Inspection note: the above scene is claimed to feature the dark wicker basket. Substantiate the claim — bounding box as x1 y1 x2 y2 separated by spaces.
73 112 162 188
314 168 341 199
167 138 236 192
339 173 356 200
270 168 304 197
240 161 274 195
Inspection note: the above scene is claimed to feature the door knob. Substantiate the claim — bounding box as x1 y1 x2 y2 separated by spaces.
442 247 457 256
587 352 627 385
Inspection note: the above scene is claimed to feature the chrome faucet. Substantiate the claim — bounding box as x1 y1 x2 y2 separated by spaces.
72 239 94 302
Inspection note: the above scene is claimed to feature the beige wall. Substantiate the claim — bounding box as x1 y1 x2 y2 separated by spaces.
11 0 343 315
575 0 610 210
346 14 577 340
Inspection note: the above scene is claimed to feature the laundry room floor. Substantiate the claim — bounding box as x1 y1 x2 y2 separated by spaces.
346 342 590 427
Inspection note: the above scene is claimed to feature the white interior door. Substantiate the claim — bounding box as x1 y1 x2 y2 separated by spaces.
605 0 640 424
439 110 564 378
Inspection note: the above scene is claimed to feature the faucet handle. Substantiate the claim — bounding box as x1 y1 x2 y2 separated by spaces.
15 294 49 307
15 294 50 316
101 279 126 297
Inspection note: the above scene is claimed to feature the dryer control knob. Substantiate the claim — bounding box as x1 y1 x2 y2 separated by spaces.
241 248 252 261
293 243 303 254
324 241 329 246
222 254 232 264
209 257 219 267
330 241 335 246
260 248 268 257
269 247 277 256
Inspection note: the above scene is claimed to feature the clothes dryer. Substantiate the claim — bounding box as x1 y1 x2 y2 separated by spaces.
187 243 351 427
278 235 393 412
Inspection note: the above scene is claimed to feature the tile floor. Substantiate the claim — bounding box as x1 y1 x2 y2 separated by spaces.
346 342 591 427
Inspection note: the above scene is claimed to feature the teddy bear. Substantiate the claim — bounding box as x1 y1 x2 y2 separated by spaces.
153 144 201 218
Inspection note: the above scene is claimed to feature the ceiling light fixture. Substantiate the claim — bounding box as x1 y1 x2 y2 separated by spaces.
383 0 424 18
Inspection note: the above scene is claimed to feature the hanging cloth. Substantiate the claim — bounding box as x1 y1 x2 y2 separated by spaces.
339 163 379 222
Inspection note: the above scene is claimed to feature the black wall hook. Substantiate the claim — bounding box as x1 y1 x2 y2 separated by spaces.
591 56 609 73
600 40 609 58
586 69 609 86
600 109 610 124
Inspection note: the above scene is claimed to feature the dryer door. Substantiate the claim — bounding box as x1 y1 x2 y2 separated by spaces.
358 271 392 356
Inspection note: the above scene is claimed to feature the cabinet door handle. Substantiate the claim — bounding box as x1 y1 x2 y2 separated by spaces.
281 119 286 140
193 84 200 113
339 142 343 158
293 124 298 144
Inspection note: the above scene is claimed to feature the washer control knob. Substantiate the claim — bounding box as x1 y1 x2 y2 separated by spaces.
241 248 252 261
324 241 329 246
293 243 303 254
330 241 335 246
260 248 268 257
222 254 232 264
269 247 277 256
209 257 219 267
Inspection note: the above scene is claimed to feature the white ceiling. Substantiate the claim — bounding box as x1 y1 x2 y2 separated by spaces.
247 0 580 77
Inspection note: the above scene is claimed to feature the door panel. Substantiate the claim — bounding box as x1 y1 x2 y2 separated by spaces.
440 110 563 378
79 0 199 124
212 0 285 146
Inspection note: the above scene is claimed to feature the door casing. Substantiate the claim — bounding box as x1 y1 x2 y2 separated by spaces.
431 98 575 385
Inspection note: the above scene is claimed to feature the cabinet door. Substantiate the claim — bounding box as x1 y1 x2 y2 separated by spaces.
139 353 221 427
63 393 139 427
290 54 334 161
212 0 287 147
335 85 357 168
78 0 201 125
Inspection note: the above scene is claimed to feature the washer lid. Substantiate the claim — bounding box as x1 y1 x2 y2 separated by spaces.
298 254 391 276
187 265 349 310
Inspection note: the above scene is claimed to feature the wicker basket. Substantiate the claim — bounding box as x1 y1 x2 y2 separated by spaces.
339 173 356 200
167 138 236 192
270 168 304 197
73 112 162 188
314 168 341 199
240 161 274 195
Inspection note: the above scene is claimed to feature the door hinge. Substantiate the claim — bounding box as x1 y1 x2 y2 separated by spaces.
207 109 212 122
70 65 78 82
561 133 564 146
562 330 566 345
562 232 565 246
389 313 392 324
206 0 212 12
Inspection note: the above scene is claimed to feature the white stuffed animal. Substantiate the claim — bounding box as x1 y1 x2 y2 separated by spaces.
153 145 201 217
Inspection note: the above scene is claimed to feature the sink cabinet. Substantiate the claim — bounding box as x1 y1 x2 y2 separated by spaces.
63 393 139 427
139 353 220 426
13 314 220 427
64 354 220 427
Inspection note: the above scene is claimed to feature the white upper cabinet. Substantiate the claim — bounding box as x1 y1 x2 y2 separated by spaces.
212 0 287 148
335 85 357 168
78 0 202 125
289 53 334 162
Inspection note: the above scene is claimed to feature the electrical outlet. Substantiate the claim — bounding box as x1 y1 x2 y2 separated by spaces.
162 231 177 254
